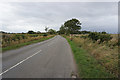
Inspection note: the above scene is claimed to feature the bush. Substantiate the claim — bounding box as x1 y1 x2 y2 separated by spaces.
99 34 112 43
101 31 107 34
28 30 35 34
115 38 120 46
88 32 112 43
15 35 21 40
43 34 47 37
88 32 100 42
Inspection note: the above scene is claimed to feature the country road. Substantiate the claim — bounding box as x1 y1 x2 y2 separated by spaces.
2 35 77 78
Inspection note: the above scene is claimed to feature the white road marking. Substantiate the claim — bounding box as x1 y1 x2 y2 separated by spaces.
0 50 42 76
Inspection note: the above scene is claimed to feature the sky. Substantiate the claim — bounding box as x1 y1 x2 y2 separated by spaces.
0 2 118 33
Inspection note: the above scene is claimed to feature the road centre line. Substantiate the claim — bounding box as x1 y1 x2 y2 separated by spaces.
0 50 42 76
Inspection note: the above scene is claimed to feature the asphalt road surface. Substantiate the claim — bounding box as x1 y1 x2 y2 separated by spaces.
2 35 77 78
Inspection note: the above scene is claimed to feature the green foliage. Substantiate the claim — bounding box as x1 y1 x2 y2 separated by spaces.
59 25 66 34
48 29 56 34
88 32 112 43
59 18 81 34
79 31 91 34
114 38 120 46
64 18 81 34
117 41 120 46
28 30 35 34
101 31 107 34
88 32 100 42
15 35 21 40
36 31 41 34
99 34 112 43
45 27 49 32
43 33 47 37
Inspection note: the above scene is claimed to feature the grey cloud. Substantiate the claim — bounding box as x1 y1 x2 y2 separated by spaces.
0 2 118 33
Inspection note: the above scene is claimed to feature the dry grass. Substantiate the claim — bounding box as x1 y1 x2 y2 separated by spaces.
1 34 54 52
71 34 118 77
1 34 53 48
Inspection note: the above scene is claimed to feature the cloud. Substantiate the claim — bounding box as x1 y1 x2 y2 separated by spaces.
0 0 119 2
0 2 118 33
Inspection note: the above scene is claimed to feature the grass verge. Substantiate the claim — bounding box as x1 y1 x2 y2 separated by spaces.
64 36 116 78
2 36 54 52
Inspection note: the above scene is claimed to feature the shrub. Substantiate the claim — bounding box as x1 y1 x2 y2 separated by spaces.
27 30 35 34
88 32 112 43
115 38 120 46
101 31 107 34
99 34 112 43
88 32 100 42
15 35 21 40
43 34 47 37
118 41 120 46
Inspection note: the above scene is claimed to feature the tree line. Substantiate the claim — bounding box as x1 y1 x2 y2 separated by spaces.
58 18 113 43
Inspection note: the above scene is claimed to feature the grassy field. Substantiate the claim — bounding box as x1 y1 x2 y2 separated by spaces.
64 34 118 78
1 33 54 52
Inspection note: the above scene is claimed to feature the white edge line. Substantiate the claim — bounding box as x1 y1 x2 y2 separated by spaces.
0 50 42 76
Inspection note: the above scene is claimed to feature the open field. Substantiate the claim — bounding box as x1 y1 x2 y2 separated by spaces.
1 33 54 52
64 34 118 78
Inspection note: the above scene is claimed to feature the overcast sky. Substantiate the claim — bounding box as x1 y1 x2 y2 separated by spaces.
0 2 118 33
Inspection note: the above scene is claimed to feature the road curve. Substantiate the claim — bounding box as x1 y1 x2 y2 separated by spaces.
2 35 77 78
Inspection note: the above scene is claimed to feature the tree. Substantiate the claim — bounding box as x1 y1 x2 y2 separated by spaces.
48 29 56 34
101 31 107 34
37 31 41 34
64 18 81 34
59 25 66 34
27 30 35 34
45 27 49 33
80 31 91 34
